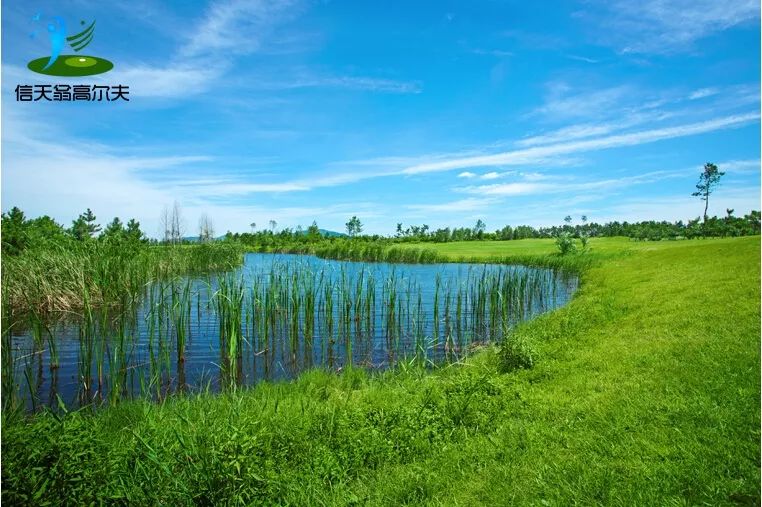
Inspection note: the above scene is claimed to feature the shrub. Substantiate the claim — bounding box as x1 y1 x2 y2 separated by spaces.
555 232 577 255
499 334 536 372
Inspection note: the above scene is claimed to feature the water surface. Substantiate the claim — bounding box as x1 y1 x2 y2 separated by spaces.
7 253 577 410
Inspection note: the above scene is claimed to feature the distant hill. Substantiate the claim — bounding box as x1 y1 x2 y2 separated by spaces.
292 228 346 238
317 229 346 238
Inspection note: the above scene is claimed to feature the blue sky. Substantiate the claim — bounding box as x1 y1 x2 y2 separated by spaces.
2 0 760 236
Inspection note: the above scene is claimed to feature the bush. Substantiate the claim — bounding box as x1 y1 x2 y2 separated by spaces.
555 232 577 255
499 334 536 372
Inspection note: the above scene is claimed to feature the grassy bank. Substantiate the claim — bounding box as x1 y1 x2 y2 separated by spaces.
275 236 613 272
2 237 759 504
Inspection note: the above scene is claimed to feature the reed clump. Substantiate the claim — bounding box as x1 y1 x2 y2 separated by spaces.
2 242 244 315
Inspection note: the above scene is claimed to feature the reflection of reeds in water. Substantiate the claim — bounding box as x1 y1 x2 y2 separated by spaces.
5 259 574 409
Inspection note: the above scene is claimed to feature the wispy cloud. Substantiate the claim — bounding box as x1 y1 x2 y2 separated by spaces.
581 0 759 54
400 112 760 175
530 82 633 121
517 122 622 147
258 74 423 93
720 159 760 173
2 114 384 235
179 0 302 58
107 0 421 98
102 0 305 99
565 54 600 64
107 63 227 98
520 172 553 181
458 170 684 196
457 171 477 178
689 87 720 100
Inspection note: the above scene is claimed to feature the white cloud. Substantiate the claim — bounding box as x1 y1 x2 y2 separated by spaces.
517 122 620 147
180 0 301 58
689 87 720 100
520 172 552 181
457 171 477 178
106 63 227 98
532 83 632 121
99 0 420 98
259 74 423 94
565 54 600 64
480 171 502 180
585 0 759 54
461 182 546 196
458 170 683 197
400 112 759 175
719 159 760 173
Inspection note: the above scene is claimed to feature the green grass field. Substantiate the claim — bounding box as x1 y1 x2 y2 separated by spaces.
3 237 759 505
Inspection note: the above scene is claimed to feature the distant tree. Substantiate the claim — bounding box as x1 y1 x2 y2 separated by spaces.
498 225 513 240
101 217 124 242
125 219 146 243
269 220 277 232
395 223 403 237
198 213 215 242
745 211 761 234
307 221 321 240
170 202 185 243
71 208 101 241
474 219 486 239
1 207 27 254
692 162 725 224
250 222 256 233
346 216 363 237
26 215 67 247
160 202 185 244
160 206 171 242
579 215 589 249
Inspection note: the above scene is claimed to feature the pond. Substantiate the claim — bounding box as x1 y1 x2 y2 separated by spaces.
5 253 578 411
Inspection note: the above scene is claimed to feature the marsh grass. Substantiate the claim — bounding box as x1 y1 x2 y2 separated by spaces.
2 242 243 315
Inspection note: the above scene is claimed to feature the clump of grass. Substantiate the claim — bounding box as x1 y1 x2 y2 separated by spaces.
498 330 536 371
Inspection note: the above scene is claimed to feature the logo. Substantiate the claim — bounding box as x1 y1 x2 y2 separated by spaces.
28 14 113 76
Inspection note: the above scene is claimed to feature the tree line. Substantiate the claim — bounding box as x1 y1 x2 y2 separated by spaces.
2 207 148 255
5 205 760 257
388 210 760 243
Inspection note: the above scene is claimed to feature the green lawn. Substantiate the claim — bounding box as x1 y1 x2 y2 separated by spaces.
3 237 760 505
